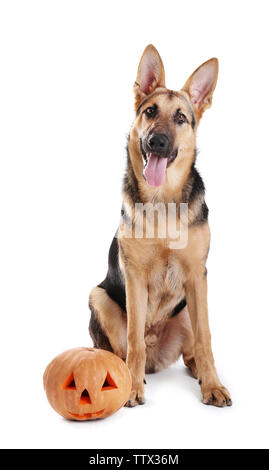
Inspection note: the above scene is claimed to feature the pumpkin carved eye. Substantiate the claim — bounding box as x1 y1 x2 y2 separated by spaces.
101 372 117 391
62 372 77 390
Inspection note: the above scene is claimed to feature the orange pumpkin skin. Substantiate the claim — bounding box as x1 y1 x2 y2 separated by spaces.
43 347 132 420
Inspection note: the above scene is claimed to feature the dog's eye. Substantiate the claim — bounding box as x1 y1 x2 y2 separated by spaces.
145 106 157 118
175 110 187 125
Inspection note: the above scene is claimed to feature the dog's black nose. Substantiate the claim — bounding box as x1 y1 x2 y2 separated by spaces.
147 133 169 156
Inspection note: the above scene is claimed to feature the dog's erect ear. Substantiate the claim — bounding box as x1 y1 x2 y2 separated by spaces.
182 58 218 120
134 44 165 109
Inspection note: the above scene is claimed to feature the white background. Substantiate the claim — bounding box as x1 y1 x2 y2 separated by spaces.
0 0 269 450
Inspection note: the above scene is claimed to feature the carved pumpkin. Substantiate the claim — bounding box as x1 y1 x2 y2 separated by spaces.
43 347 132 420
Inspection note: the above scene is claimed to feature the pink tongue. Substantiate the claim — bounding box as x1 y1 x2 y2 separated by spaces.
144 153 168 187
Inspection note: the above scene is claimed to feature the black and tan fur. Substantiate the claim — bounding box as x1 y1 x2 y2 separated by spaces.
89 45 232 407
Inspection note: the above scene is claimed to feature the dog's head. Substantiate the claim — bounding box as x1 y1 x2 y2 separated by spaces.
130 45 218 189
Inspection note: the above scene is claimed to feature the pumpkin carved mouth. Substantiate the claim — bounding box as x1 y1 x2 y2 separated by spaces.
68 409 105 419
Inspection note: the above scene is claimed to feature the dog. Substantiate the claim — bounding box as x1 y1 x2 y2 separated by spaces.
89 45 232 407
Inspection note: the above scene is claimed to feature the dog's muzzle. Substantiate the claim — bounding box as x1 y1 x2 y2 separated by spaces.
140 134 178 187
147 133 170 157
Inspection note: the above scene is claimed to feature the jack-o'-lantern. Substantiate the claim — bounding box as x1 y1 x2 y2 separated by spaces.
43 347 132 420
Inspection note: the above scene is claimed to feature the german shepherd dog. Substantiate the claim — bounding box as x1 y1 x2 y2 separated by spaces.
89 45 232 407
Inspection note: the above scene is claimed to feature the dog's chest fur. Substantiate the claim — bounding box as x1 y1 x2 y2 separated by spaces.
119 233 185 327
147 251 185 325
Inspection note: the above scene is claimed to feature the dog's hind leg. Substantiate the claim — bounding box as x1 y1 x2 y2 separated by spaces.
89 286 127 360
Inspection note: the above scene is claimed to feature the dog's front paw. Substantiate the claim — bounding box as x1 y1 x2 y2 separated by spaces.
125 384 145 407
201 384 232 407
